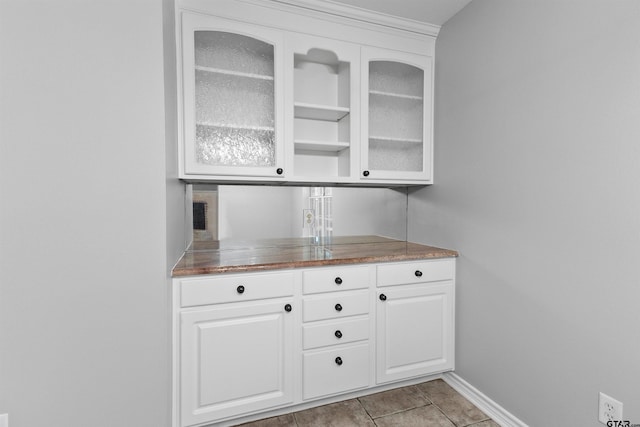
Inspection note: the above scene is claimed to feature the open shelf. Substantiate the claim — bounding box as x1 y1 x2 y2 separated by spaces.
294 102 350 122
197 122 275 132
294 139 350 152
369 90 422 101
369 135 422 144
195 65 274 81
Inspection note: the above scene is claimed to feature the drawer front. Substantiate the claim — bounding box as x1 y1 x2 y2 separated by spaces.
377 259 455 287
303 266 370 295
180 272 294 307
303 290 369 322
303 343 370 400
302 317 370 350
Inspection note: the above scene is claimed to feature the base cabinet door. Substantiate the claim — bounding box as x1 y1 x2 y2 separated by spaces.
180 299 294 426
376 282 453 384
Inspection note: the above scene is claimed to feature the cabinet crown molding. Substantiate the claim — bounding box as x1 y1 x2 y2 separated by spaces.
255 0 441 37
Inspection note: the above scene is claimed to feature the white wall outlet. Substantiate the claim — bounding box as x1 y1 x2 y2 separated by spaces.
0 413 8 427
599 392 623 424
303 209 315 228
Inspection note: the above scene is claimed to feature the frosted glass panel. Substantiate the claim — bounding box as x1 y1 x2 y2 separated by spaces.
369 61 423 96
368 61 423 172
369 95 422 141
196 125 275 167
195 69 274 129
194 31 275 167
369 139 422 172
195 31 274 77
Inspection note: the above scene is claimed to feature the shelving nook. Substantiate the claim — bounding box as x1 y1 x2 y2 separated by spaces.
292 42 358 179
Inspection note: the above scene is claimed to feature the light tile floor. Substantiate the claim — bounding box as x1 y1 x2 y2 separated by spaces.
236 379 500 427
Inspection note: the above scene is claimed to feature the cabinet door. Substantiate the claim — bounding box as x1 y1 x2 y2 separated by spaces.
361 47 433 183
376 283 453 384
284 34 360 182
180 299 294 426
179 12 285 179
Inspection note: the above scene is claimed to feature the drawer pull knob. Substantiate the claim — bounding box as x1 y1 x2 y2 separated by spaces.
276 168 283 175
415 270 423 277
334 277 343 285
236 285 245 294
334 303 343 312
335 330 342 339
363 170 370 177
284 304 292 312
335 357 343 366
379 294 387 301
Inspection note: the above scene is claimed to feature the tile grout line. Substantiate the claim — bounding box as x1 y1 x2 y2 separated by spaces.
417 381 493 427
236 380 497 427
359 385 435 424
354 396 376 422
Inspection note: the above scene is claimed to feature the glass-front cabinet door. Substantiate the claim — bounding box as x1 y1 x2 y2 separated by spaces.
361 47 433 183
179 13 285 179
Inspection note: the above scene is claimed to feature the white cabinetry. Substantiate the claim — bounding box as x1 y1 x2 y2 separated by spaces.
376 260 455 384
176 272 295 426
301 266 371 400
173 258 454 427
179 12 286 178
361 48 433 182
176 0 436 185
285 35 360 182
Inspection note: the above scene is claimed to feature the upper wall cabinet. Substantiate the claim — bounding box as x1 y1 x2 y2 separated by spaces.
361 48 433 182
179 13 286 179
285 35 360 183
176 0 437 186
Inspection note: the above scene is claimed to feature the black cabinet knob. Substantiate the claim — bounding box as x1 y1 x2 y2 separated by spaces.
284 304 292 312
335 357 343 366
363 170 370 177
379 294 387 301
276 168 283 175
335 277 342 285
415 270 423 277
236 285 245 294
335 330 342 339
334 303 343 312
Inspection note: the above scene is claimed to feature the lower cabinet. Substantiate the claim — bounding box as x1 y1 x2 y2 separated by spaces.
301 265 372 401
179 299 295 427
173 258 455 427
303 342 370 400
376 260 455 384
376 283 454 383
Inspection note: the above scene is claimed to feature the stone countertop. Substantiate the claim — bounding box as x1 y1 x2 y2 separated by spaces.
172 235 458 277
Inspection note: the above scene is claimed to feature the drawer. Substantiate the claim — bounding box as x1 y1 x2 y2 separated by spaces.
303 343 370 400
303 317 370 350
377 259 454 287
303 266 370 295
303 290 369 322
179 271 294 307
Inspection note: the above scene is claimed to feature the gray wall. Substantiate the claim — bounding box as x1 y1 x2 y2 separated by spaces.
408 1 640 425
0 0 179 426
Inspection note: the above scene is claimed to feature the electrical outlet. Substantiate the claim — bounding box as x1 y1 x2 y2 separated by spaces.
303 209 315 228
599 392 623 424
0 413 8 427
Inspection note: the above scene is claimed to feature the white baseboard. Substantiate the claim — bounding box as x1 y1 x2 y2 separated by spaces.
442 372 528 427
